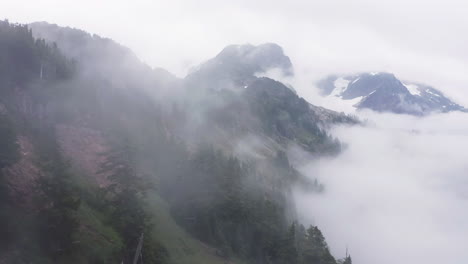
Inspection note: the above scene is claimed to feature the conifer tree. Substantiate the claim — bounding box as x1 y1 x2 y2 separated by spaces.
0 113 19 249
35 126 81 259
99 138 151 262
301 226 337 264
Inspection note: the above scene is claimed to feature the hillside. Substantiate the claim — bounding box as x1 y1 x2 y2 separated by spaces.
0 20 355 264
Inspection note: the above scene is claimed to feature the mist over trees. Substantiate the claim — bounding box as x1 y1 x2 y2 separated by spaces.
0 20 355 264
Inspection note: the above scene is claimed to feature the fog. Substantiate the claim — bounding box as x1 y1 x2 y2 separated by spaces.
2 0 468 106
2 1 468 263
294 111 468 264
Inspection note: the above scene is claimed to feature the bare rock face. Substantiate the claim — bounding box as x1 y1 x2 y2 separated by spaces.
3 125 111 207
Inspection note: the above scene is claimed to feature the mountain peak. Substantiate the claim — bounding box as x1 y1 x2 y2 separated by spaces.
318 72 465 115
215 43 293 76
186 43 293 90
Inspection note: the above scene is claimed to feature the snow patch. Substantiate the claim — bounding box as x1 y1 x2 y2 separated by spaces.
351 77 360 84
319 95 363 114
349 96 364 107
425 89 441 97
330 77 350 97
403 83 421 96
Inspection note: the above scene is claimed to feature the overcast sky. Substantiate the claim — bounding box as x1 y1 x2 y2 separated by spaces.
2 0 468 105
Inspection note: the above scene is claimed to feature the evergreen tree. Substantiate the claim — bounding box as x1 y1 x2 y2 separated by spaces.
338 255 352 264
35 126 81 259
99 139 159 262
0 113 19 168
277 222 299 264
301 226 336 264
0 113 19 249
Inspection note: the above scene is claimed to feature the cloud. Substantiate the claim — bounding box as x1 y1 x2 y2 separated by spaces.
1 0 468 105
294 111 468 264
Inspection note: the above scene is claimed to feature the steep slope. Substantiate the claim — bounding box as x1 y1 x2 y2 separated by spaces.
29 22 181 99
317 72 465 115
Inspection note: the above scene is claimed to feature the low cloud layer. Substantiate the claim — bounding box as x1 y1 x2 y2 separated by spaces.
294 111 468 264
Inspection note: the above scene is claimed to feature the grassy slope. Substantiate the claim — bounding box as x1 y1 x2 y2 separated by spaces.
68 171 242 264
145 193 245 264
72 203 123 263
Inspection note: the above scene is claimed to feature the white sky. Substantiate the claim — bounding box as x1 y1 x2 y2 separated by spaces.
2 0 468 105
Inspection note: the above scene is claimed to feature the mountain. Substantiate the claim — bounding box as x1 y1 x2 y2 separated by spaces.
0 20 356 264
183 43 356 154
185 43 293 91
29 21 180 96
317 72 465 115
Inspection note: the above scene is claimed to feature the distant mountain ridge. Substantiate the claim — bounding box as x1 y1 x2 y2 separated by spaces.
317 72 465 115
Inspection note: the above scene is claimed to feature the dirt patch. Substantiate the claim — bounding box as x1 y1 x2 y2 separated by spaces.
3 136 41 208
56 124 110 187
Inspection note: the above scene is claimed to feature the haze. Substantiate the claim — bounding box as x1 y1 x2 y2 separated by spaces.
2 0 468 105
1 1 468 264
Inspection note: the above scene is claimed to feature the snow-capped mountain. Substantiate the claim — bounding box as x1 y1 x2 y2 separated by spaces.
317 72 465 115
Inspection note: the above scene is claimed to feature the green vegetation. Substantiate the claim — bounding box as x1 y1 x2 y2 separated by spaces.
0 113 20 250
34 126 81 260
